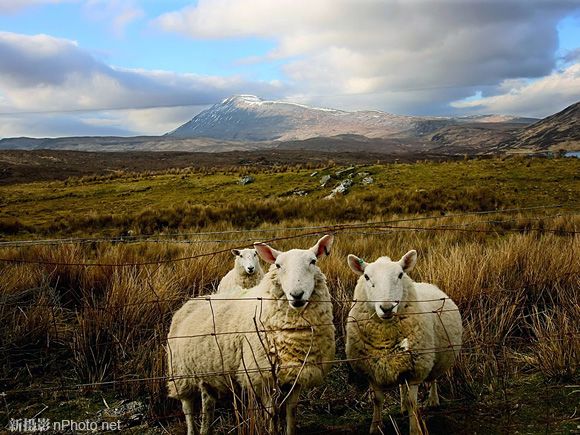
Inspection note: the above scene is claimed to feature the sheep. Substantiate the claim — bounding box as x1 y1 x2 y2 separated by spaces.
216 248 264 294
167 235 336 435
345 250 463 435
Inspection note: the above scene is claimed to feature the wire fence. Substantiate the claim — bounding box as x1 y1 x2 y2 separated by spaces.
1 205 578 433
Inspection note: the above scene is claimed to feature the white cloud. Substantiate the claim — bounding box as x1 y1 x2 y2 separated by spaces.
155 0 580 115
0 32 284 137
0 0 72 14
83 0 144 37
451 64 580 117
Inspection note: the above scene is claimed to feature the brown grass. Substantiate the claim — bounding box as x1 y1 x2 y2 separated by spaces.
0 212 578 433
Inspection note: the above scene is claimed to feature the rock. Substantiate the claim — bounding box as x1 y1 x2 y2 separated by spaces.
239 175 255 185
292 189 308 196
326 179 353 199
335 167 355 177
362 176 374 185
320 175 331 186
96 400 147 428
310 171 318 177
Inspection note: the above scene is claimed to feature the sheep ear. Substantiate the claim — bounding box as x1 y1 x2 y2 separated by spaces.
254 243 281 264
311 234 334 258
231 249 241 257
348 254 367 275
399 250 417 273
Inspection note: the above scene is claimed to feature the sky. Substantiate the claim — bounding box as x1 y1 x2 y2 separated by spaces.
0 0 579 137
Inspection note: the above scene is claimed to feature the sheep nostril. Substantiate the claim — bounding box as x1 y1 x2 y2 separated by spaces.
380 304 394 313
291 291 304 300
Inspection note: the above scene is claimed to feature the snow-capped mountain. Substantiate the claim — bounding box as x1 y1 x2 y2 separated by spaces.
167 95 469 141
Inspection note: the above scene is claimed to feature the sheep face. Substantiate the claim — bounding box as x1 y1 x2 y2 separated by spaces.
255 235 334 310
347 250 417 320
231 248 261 275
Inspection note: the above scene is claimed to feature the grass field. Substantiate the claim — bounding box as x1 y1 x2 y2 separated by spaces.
0 156 578 434
0 156 578 237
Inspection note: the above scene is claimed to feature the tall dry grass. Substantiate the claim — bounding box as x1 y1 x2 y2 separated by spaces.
0 212 578 432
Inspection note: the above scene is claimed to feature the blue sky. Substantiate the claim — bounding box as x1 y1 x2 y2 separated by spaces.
0 0 579 137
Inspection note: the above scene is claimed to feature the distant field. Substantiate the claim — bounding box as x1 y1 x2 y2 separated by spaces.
0 156 578 237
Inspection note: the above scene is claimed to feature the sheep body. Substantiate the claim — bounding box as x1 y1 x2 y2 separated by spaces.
168 268 334 395
345 252 462 435
167 258 335 434
347 280 461 387
216 248 264 294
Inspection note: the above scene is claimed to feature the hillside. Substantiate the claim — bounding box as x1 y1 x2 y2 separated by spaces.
499 101 580 152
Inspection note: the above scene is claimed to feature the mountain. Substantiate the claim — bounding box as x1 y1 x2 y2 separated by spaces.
498 102 580 152
3 95 576 155
169 95 533 142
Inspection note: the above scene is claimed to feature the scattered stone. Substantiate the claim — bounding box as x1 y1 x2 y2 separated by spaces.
361 176 374 185
310 171 319 177
325 179 354 199
292 189 308 196
96 400 147 428
335 167 355 177
320 175 331 186
239 175 255 185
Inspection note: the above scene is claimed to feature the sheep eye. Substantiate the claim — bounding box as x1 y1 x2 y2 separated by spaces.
398 272 403 279
310 259 316 265
364 274 370 281
275 263 281 269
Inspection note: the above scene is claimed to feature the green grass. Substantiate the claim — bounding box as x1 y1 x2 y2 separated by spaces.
1 157 577 237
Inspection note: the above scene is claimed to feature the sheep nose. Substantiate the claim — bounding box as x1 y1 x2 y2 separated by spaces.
290 291 304 300
379 303 394 313
247 266 254 272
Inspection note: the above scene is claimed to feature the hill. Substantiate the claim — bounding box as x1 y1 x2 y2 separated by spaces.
498 101 580 152
167 94 533 142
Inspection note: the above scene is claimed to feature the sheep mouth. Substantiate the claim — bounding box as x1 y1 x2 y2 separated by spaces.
245 270 255 275
290 300 307 309
379 312 395 320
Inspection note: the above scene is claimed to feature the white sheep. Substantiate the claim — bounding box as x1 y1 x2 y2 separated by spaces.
167 235 336 435
345 250 463 435
216 248 264 294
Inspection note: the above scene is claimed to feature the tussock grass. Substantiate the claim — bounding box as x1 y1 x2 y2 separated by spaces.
0 212 578 433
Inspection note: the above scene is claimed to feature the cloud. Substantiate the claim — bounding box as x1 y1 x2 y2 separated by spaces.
450 63 580 117
0 32 284 137
83 0 144 37
562 47 580 64
0 113 134 137
155 0 580 115
0 0 71 14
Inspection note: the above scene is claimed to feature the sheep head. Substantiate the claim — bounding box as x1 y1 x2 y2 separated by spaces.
347 250 417 320
254 235 334 310
231 248 261 275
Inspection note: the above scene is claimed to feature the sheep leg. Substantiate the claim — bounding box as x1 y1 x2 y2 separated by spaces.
425 381 440 408
399 384 409 414
200 385 216 435
406 384 422 435
284 386 301 435
181 398 199 435
369 383 385 435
